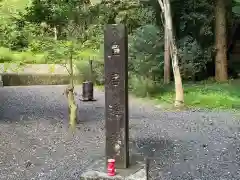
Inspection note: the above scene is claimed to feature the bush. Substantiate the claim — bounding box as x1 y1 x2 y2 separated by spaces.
178 36 212 80
76 43 104 84
75 60 91 81
75 59 104 85
129 24 164 82
28 38 62 63
0 20 38 51
129 75 159 97
92 61 104 85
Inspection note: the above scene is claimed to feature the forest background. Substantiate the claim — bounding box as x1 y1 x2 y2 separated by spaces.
0 0 239 110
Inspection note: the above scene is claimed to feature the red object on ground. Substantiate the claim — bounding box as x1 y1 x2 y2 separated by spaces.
107 159 116 176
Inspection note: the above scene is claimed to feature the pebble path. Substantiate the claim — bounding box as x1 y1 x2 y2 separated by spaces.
0 85 239 180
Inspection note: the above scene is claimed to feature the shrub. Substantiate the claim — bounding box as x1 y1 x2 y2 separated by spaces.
129 24 164 82
178 36 212 80
129 75 159 97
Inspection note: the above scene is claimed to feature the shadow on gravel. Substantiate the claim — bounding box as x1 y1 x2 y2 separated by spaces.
131 138 175 158
130 137 175 179
0 86 104 123
0 104 104 124
131 136 240 180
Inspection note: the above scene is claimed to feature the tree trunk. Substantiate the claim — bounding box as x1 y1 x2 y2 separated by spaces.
226 0 232 40
54 26 58 40
226 0 232 60
159 0 184 107
164 25 171 84
215 0 228 81
67 46 77 130
89 59 93 82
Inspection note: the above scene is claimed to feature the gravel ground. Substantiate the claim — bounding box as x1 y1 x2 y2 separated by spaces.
0 85 239 180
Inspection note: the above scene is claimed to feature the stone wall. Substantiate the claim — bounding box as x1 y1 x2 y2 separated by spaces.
0 63 83 86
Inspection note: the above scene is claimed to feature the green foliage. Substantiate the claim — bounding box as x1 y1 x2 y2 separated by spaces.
0 47 46 63
0 0 239 110
0 0 31 50
178 36 212 80
174 0 214 47
23 0 99 40
0 22 25 50
129 24 164 81
24 0 88 25
0 0 29 20
116 5 155 33
233 0 240 15
0 47 14 62
129 75 158 97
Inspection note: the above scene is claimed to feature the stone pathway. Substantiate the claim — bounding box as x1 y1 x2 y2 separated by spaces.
0 85 239 180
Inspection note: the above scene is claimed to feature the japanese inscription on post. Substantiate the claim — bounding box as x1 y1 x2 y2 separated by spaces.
104 24 129 169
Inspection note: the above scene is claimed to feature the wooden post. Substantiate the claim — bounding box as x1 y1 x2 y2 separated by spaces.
104 24 129 169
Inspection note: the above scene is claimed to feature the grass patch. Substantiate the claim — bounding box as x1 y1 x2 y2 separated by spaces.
0 47 48 64
154 79 240 109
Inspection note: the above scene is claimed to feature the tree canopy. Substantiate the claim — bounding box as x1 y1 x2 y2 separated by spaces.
0 0 239 88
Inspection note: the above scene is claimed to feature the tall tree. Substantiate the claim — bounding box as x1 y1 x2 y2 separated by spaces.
158 0 184 107
164 25 170 84
24 0 93 40
215 0 228 81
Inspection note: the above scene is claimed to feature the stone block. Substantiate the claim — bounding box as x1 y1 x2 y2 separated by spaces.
80 157 145 180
